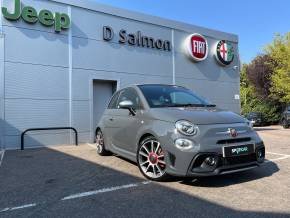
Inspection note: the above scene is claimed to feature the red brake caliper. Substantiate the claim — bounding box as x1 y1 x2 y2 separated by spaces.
157 148 165 169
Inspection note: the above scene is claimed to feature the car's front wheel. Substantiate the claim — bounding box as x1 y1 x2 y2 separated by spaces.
137 136 170 181
95 129 111 156
282 119 289 129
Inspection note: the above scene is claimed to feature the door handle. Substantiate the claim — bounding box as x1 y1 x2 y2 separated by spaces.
109 118 114 121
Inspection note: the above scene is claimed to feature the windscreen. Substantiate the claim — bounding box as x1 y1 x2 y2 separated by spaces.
247 112 261 119
138 85 213 108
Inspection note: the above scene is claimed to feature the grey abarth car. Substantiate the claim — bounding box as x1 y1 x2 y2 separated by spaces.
95 84 265 181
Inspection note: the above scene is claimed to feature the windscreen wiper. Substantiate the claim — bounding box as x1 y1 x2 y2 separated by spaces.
168 103 216 108
168 103 207 107
205 104 216 107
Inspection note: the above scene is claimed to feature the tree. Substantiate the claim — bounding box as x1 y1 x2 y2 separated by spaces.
265 33 290 103
240 55 280 123
240 64 252 108
245 55 276 100
240 32 290 123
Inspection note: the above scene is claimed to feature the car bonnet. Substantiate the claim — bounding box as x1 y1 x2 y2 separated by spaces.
149 107 245 125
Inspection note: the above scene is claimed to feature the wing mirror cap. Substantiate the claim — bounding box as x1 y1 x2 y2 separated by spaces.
118 100 136 116
119 100 134 109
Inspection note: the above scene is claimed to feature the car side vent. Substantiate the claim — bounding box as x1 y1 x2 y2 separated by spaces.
217 137 251 144
168 152 176 167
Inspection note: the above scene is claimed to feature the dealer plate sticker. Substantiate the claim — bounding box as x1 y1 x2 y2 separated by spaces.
223 144 254 157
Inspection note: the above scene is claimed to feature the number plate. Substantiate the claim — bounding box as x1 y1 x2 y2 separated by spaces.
223 144 254 157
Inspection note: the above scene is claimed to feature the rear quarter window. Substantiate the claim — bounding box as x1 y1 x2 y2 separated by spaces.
108 92 120 109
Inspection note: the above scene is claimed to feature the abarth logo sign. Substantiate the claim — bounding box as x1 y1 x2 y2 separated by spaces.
1 0 70 32
215 40 234 66
229 128 238 137
185 33 208 62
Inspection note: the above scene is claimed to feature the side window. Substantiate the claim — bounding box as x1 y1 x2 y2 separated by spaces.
117 88 142 109
108 92 120 109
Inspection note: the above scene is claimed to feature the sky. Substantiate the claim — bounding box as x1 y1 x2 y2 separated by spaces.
93 0 290 63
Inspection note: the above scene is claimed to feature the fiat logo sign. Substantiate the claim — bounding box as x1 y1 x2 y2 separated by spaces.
185 33 208 62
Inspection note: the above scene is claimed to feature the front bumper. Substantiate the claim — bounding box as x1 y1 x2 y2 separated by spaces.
165 143 265 177
187 147 265 176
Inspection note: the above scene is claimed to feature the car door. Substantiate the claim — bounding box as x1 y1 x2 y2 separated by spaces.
102 91 121 148
110 88 143 154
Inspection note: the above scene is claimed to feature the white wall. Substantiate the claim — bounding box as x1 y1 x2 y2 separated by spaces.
1 0 240 149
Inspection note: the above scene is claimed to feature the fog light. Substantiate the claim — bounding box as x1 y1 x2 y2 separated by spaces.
175 139 193 150
204 156 217 167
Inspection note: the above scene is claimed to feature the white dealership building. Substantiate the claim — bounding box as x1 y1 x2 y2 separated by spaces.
0 0 240 149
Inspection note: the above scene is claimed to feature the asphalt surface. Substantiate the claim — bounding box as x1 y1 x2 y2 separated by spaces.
0 126 289 218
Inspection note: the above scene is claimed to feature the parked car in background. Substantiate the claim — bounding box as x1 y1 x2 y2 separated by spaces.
95 84 265 181
245 112 266 126
281 105 290 129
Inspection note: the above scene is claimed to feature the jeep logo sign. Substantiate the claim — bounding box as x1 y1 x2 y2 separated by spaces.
1 0 70 32
185 33 208 62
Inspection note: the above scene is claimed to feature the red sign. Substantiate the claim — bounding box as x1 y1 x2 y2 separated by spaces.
185 33 208 61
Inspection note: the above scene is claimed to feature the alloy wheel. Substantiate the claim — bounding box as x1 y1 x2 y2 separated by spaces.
95 131 104 154
282 120 289 129
138 139 166 179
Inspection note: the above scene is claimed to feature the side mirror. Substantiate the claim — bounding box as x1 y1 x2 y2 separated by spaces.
118 100 136 116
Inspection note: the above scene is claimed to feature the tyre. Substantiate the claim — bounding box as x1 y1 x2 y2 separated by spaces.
95 129 111 156
137 136 171 181
282 119 289 129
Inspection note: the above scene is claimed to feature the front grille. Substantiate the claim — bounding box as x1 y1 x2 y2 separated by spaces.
223 153 257 165
190 152 258 174
217 137 251 144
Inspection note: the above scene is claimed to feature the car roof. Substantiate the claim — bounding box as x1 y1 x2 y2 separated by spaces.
114 84 188 94
134 84 187 89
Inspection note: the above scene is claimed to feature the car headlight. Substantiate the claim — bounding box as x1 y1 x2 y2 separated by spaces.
175 120 198 136
245 119 254 129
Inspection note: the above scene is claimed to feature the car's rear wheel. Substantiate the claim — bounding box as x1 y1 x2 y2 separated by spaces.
137 136 170 181
95 129 111 156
